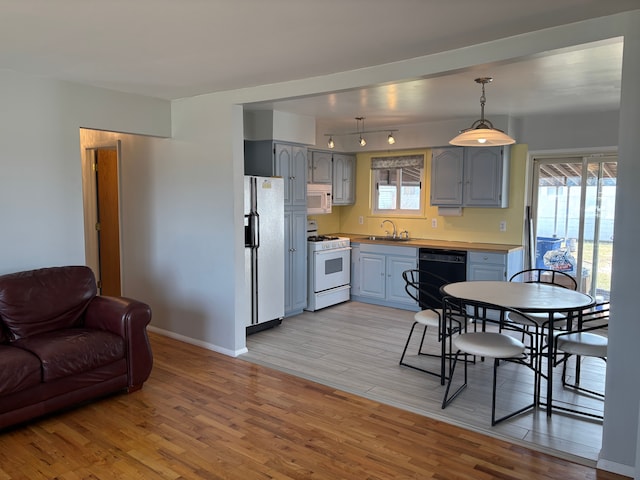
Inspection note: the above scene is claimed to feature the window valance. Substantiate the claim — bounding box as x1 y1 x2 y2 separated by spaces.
370 155 424 170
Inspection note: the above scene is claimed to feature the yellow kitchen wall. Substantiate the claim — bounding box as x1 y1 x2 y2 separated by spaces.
313 145 528 245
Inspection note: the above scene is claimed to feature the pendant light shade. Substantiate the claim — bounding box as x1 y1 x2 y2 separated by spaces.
387 132 396 145
450 77 515 147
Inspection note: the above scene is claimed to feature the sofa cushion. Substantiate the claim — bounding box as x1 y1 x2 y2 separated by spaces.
12 328 125 382
0 345 42 396
0 266 97 340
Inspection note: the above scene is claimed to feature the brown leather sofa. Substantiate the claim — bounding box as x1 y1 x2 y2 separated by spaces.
0 266 153 429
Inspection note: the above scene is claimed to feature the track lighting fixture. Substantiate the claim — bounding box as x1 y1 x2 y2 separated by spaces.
325 116 399 149
449 77 515 147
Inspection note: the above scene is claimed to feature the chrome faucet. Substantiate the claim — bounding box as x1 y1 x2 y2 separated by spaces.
381 219 397 238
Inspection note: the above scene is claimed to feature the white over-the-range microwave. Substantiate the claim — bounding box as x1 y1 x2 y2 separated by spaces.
307 184 332 215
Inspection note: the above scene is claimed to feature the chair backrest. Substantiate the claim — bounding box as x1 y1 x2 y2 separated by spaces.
441 295 535 336
402 268 449 311
579 301 610 330
509 268 577 290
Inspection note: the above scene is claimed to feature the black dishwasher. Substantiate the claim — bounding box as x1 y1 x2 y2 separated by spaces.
418 248 467 308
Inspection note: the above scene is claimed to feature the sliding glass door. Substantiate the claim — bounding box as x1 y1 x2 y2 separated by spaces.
531 155 616 299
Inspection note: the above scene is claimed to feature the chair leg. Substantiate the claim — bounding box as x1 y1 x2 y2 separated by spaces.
400 322 446 381
561 355 606 398
491 358 537 426
399 322 420 366
442 350 467 409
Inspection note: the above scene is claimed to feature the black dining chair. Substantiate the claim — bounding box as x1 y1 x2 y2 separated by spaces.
549 301 609 419
505 268 578 372
441 296 538 426
399 269 470 385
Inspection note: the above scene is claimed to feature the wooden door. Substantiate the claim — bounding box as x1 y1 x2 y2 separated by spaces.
96 148 121 296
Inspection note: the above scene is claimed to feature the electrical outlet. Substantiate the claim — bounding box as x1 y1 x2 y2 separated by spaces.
358 216 364 225
499 220 507 232
431 218 437 228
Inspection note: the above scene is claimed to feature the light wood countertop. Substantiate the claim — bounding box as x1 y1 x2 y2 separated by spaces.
338 233 524 254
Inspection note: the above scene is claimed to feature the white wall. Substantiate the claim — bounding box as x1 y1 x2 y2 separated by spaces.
599 12 640 476
0 70 170 275
520 110 620 151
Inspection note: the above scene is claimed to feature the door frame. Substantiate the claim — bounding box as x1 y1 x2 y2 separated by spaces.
526 146 617 295
81 141 123 292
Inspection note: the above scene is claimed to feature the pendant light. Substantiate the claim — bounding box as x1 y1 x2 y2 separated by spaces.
357 117 366 147
324 116 398 148
449 77 515 147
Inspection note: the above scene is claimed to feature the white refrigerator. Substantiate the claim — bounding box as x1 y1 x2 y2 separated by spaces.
244 176 285 334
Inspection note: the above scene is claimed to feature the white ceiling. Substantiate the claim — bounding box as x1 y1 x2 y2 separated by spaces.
1 0 634 131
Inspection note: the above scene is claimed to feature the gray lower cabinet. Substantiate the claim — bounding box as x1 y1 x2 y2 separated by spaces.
466 250 524 281
284 208 308 316
351 243 418 310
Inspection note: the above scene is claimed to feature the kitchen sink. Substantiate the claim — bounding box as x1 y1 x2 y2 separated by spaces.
365 236 411 242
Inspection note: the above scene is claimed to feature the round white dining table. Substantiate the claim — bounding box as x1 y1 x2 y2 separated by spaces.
441 280 595 417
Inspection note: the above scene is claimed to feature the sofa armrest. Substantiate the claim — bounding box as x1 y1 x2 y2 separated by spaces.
84 296 153 390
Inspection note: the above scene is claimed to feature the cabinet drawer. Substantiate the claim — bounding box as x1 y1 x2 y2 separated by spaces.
359 243 417 257
468 251 506 265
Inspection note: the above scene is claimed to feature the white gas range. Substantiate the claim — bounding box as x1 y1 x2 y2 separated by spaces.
305 220 351 311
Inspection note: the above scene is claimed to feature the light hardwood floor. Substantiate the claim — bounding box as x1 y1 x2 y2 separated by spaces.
243 300 607 465
0 330 622 480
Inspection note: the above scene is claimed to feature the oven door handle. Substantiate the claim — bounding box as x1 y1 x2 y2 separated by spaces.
314 246 352 256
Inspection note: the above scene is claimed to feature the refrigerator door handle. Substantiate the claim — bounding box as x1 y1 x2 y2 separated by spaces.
252 212 259 248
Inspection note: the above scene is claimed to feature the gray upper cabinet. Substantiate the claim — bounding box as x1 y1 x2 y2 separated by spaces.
430 147 464 205
332 153 356 205
308 150 332 184
430 146 509 208
275 143 307 207
245 141 307 207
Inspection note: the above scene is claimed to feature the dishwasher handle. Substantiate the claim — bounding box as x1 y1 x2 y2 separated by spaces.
419 249 467 264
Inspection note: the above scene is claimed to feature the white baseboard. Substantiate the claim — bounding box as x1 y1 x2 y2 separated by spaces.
147 325 248 357
596 458 635 478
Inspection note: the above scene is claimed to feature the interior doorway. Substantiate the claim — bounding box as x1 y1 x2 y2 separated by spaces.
81 143 122 296
530 153 617 299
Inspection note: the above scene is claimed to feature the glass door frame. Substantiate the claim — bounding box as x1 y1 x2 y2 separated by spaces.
529 151 617 298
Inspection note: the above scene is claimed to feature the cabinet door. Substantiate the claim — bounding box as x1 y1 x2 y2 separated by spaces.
290 209 308 312
284 208 308 315
359 253 386 299
283 210 294 313
467 251 507 281
275 144 293 206
309 151 332 184
350 244 361 297
431 148 464 205
464 147 505 207
332 154 355 205
291 146 308 207
386 256 416 305
275 144 307 207
467 263 506 281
